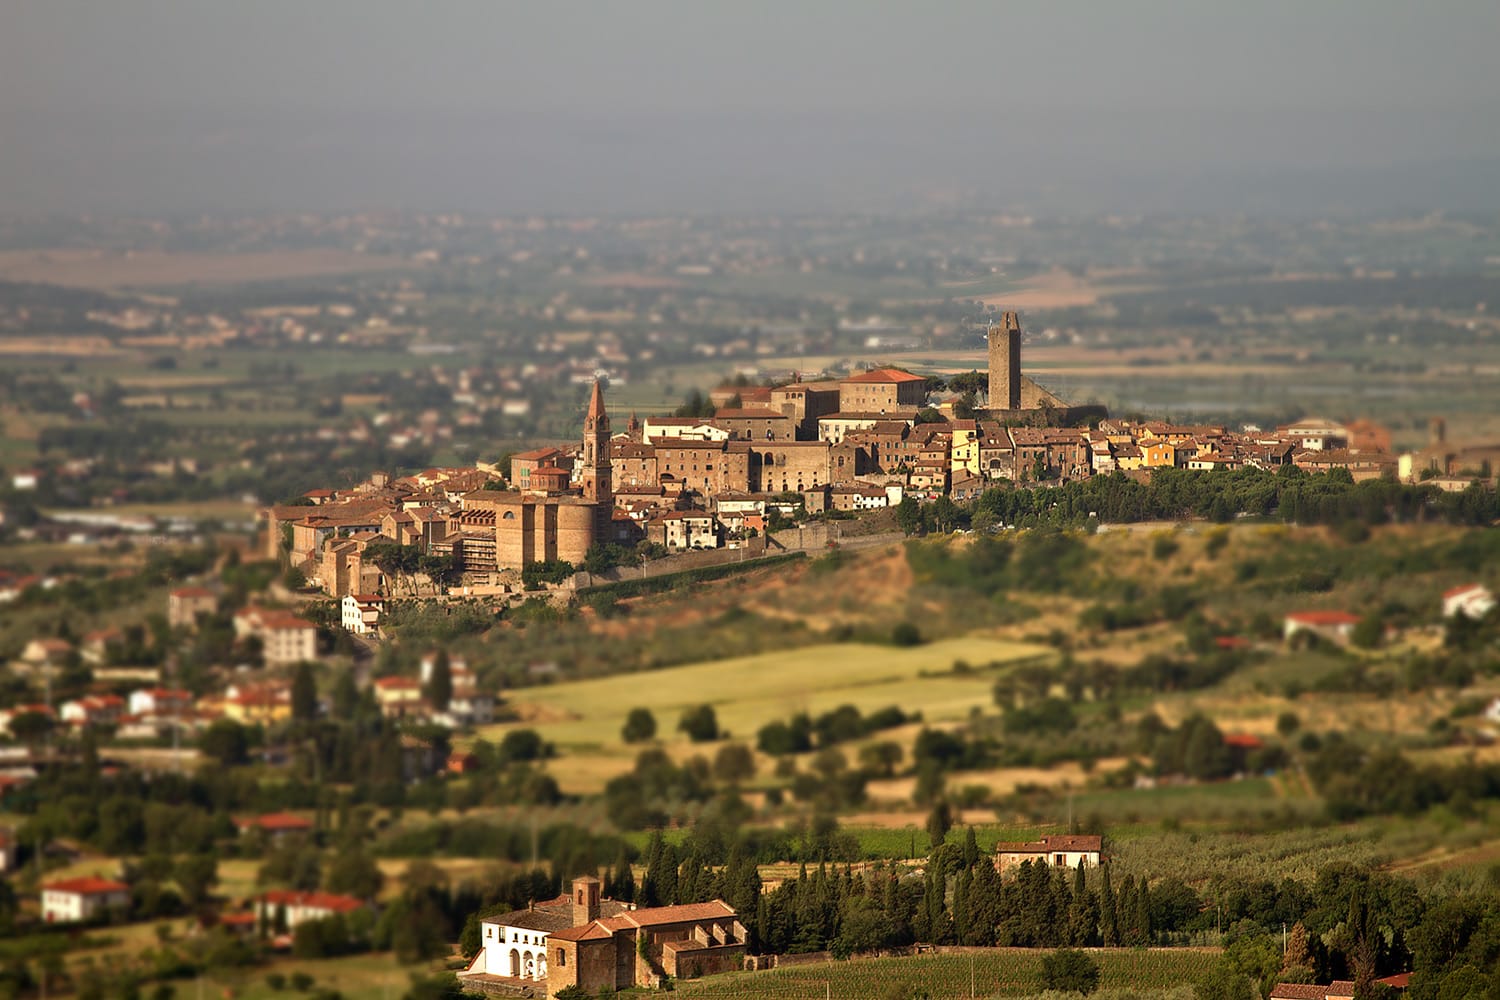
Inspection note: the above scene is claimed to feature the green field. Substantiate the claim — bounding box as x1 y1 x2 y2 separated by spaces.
479 637 1050 752
676 948 1217 999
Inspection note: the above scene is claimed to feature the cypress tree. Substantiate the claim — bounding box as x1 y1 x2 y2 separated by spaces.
291 661 317 722
1117 874 1137 946
962 826 980 869
610 848 635 903
1134 879 1152 946
1099 864 1119 946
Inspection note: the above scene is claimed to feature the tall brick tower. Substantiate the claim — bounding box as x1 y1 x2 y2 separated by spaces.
987 311 1023 410
580 379 613 539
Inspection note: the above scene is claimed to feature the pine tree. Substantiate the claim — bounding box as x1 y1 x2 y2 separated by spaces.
1283 921 1312 973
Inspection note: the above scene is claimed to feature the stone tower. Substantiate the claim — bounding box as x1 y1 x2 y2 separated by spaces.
987 311 1023 411
580 380 613 538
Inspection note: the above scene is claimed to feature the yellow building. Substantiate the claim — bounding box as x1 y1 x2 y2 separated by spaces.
1142 441 1177 468
949 420 981 477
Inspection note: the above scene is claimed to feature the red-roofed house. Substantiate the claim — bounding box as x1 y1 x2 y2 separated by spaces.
236 812 313 843
994 835 1104 874
1442 583 1495 621
1269 986 1329 1000
1283 611 1361 645
234 608 318 666
256 890 369 931
168 586 218 629
42 876 131 923
341 593 386 636
128 687 193 719
838 368 929 415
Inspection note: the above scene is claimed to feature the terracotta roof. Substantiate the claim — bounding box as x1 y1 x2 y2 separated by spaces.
1269 986 1327 1000
171 586 215 599
238 812 312 832
1375 973 1410 988
513 447 563 462
995 834 1103 854
1443 583 1487 599
621 899 736 927
549 921 614 942
1285 611 1360 626
44 876 130 896
1223 733 1264 750
841 368 927 384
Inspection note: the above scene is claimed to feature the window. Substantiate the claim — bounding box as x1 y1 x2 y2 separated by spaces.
557 949 566 967
1055 854 1065 866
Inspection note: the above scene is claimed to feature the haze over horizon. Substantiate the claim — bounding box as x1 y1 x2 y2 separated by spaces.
4 1 1499 217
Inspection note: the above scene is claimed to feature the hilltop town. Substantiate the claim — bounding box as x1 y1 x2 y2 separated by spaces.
261 312 1496 618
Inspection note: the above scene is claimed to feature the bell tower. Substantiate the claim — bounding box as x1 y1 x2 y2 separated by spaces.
580 380 613 537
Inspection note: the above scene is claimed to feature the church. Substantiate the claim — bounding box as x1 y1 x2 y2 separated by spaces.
461 379 614 570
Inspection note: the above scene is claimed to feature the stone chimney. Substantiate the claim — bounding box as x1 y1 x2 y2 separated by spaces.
571 875 601 926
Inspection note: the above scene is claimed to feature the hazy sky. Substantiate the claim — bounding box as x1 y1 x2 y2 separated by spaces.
3 1 1498 215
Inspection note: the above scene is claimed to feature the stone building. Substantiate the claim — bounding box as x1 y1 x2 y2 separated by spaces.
461 380 615 572
547 896 746 997
837 368 929 415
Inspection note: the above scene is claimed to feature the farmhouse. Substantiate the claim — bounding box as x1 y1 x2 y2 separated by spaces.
168 586 218 629
236 812 313 841
1283 611 1361 645
255 889 368 931
1442 583 1495 620
42 876 132 923
994 834 1104 874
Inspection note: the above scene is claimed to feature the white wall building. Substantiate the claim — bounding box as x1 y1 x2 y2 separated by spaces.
42 877 131 923
341 594 385 636
1443 584 1496 621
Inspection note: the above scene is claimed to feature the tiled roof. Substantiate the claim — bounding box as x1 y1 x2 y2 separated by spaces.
1269 985 1327 1000
841 368 927 384
258 889 365 912
621 899 736 927
995 834 1103 854
45 876 130 895
1285 611 1360 626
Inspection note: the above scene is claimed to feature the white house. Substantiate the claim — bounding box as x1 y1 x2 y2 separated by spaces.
1443 584 1496 621
256 890 367 931
60 695 125 728
649 511 719 551
0 827 16 872
341 594 385 636
1283 611 1361 645
994 835 1104 874
234 608 319 666
42 877 131 923
128 687 193 719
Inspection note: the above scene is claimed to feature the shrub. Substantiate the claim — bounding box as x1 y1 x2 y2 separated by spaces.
290 973 315 992
1040 947 1101 995
622 707 657 743
891 622 923 646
